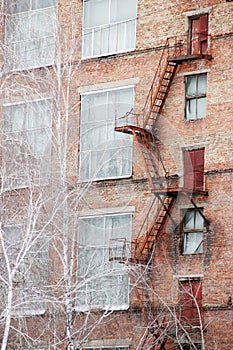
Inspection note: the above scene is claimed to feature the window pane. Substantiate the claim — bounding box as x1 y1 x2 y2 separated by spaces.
186 76 197 96
83 29 93 57
197 74 207 95
111 0 137 22
184 232 203 254
184 211 194 229
6 0 29 14
195 211 203 229
31 9 55 38
82 0 137 57
116 22 126 51
186 99 196 120
5 7 56 71
108 88 134 123
125 19 136 51
84 0 109 28
32 0 55 10
197 97 206 118
81 92 107 123
80 88 133 181
77 214 131 309
81 124 107 150
109 24 117 53
78 217 105 246
106 214 132 241
3 100 52 188
5 103 27 132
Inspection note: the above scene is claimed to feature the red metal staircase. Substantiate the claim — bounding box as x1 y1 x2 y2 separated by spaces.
143 61 178 130
133 195 175 264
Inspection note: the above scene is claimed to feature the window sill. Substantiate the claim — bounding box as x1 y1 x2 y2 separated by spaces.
184 117 206 122
182 252 203 256
76 304 129 313
81 48 137 63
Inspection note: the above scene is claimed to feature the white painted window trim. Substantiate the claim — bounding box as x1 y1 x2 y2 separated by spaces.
1 224 47 317
82 0 137 59
173 274 203 280
80 84 135 97
4 5 56 71
79 85 134 182
77 211 132 311
177 69 210 77
3 98 53 190
6 0 56 13
80 206 135 218
79 338 132 348
3 96 53 107
78 78 140 94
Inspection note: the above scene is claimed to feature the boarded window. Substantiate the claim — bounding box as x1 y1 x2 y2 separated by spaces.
183 149 205 191
190 14 208 55
185 74 207 120
179 280 202 326
183 209 204 254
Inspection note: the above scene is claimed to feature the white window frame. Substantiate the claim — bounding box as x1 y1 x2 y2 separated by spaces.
3 98 53 190
82 0 137 58
77 211 132 311
79 85 134 182
81 347 129 350
5 0 56 14
183 209 204 255
0 225 48 316
4 1 56 71
185 74 207 120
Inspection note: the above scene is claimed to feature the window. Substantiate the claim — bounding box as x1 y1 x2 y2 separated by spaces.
81 347 129 350
6 0 55 13
179 279 202 326
183 209 203 255
5 0 56 71
185 74 207 120
182 344 202 350
3 99 53 189
79 87 133 181
83 0 137 58
183 149 205 191
0 225 48 316
189 14 208 55
77 213 132 310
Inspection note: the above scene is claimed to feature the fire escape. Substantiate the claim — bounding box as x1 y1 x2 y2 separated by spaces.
111 32 212 349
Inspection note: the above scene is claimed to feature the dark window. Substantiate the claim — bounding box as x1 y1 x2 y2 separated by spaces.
183 209 204 254
183 149 205 191
179 280 203 326
185 75 207 120
190 14 208 55
182 344 202 350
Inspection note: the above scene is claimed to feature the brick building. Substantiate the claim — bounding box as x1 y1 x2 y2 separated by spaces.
0 0 233 349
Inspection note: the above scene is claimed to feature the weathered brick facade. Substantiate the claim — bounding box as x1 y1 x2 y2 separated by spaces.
0 0 233 349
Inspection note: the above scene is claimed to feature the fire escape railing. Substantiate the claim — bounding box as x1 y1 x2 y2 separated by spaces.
142 34 212 128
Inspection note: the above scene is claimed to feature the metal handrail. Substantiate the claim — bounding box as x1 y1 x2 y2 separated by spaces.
142 38 169 128
142 34 212 127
